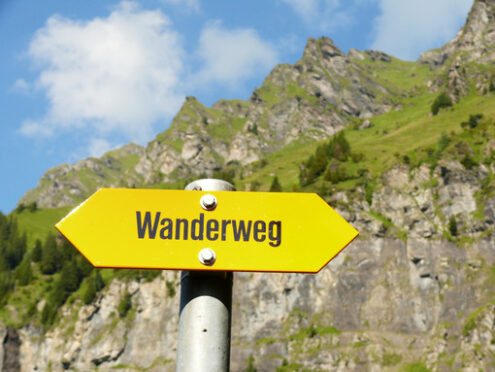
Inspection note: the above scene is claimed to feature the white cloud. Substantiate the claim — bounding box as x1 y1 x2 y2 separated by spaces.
19 120 54 137
281 0 339 22
195 22 278 88
371 0 473 60
19 1 282 158
281 0 320 21
12 79 30 93
281 0 357 32
160 0 200 12
88 138 113 157
24 1 185 143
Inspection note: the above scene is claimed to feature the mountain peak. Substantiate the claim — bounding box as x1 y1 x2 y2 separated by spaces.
419 0 495 66
303 37 345 61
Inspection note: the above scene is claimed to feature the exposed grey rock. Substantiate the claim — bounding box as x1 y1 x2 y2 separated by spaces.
358 119 372 130
420 0 495 67
365 50 392 63
2 327 20 372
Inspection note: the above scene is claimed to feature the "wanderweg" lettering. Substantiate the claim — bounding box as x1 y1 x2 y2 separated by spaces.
136 211 282 247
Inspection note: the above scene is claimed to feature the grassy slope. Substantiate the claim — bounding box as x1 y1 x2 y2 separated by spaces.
15 206 72 247
349 92 495 176
239 92 494 197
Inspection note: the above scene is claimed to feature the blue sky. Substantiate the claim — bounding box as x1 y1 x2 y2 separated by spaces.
0 0 473 213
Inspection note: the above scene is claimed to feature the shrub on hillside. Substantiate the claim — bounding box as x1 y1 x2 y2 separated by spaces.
428 132 451 168
40 235 62 275
83 271 105 305
248 123 258 135
299 132 352 186
431 92 453 115
246 355 257 372
16 259 32 286
31 239 42 263
324 162 348 184
436 132 451 153
461 113 483 129
166 280 176 298
27 202 37 212
118 292 132 318
461 154 478 169
448 215 458 237
0 273 13 304
41 302 56 325
83 279 97 305
249 181 260 191
213 167 236 186
0 214 27 271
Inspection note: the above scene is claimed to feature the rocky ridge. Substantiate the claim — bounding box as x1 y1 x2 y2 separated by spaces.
420 0 495 99
20 37 398 209
420 0 495 67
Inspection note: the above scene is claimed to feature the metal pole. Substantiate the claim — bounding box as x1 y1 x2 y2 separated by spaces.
176 179 235 372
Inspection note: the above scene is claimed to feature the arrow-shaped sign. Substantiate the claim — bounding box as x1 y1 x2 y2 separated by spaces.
55 188 358 273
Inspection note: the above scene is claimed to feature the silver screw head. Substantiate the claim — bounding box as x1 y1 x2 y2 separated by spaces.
200 194 217 210
198 248 216 265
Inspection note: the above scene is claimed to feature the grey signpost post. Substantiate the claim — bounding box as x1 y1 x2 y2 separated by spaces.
176 179 235 372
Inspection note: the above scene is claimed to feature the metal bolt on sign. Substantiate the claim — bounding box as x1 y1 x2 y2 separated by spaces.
177 179 235 372
200 194 217 210
198 248 216 265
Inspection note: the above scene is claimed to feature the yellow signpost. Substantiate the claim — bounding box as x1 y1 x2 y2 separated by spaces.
55 187 358 273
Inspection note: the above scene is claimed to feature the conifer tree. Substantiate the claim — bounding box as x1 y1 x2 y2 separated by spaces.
59 260 82 293
32 239 42 263
94 270 105 291
0 272 13 303
82 278 97 305
16 259 33 286
0 217 27 270
75 255 93 278
41 302 55 325
269 176 282 192
83 270 105 304
40 235 61 275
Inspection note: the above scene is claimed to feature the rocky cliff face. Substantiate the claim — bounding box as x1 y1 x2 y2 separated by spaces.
3 160 495 371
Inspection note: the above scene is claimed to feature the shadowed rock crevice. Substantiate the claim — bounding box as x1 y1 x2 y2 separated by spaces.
2 327 21 372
